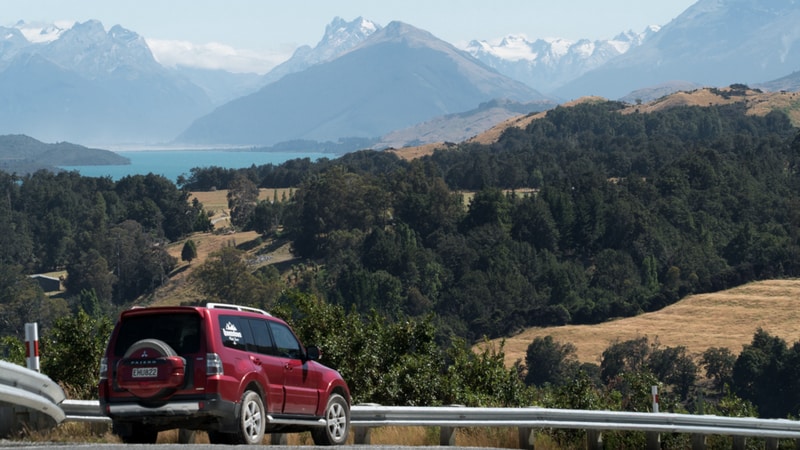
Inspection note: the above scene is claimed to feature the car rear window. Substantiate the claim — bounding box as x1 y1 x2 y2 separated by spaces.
113 313 201 357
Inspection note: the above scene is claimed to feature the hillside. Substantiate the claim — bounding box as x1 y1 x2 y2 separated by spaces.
487 279 800 367
389 88 800 161
145 189 297 307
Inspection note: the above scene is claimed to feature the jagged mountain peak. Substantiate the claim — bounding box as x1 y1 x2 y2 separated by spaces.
323 16 378 40
36 20 160 78
315 16 380 59
260 16 380 85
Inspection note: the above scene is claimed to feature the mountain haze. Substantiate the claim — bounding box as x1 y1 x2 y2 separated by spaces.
554 0 800 99
177 21 546 146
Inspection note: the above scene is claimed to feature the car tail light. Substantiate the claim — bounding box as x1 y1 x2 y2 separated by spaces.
99 357 108 380
206 353 223 376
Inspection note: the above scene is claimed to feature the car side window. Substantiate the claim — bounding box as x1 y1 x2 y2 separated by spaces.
269 322 302 359
219 316 252 351
247 318 274 355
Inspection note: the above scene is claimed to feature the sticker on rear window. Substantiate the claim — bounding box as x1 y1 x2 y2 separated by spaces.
223 321 243 344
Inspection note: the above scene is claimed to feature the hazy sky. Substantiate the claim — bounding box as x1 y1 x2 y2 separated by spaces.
3 0 697 73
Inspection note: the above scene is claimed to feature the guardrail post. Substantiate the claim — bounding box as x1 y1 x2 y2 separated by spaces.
270 433 287 444
765 437 778 450
440 425 456 446
586 429 602 450
354 426 371 444
518 426 534 450
178 429 196 443
732 435 745 450
646 431 660 450
691 433 706 450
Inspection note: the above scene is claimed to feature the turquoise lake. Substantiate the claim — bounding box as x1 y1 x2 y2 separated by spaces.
61 150 335 183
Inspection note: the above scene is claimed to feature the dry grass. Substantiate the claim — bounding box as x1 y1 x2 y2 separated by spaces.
623 88 800 126
485 279 800 367
27 424 555 449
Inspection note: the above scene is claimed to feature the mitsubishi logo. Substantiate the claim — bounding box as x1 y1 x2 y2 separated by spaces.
141 350 149 358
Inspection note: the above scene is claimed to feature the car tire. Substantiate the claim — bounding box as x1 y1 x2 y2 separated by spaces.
312 393 350 445
232 390 266 445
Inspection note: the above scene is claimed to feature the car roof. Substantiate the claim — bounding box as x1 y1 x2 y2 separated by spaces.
119 303 276 320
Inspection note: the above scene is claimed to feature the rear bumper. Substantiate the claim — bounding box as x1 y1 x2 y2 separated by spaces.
101 394 237 429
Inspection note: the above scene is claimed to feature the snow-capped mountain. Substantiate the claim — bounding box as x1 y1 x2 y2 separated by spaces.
35 20 163 78
464 27 658 94
0 20 212 145
554 0 800 100
261 16 380 85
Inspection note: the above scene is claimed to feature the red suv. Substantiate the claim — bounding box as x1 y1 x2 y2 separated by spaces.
98 303 351 445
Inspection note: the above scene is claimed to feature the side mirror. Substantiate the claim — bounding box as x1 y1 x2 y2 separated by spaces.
306 345 321 361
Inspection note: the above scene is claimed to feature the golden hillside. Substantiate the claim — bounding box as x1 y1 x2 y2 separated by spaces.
485 279 800 367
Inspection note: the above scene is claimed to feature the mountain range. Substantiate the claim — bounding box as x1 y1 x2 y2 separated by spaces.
0 0 799 150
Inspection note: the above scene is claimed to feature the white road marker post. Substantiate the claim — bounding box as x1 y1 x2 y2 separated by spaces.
24 322 40 372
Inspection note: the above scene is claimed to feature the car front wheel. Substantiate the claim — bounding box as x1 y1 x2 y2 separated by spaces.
312 393 350 445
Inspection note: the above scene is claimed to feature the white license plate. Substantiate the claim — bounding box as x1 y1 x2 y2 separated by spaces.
132 367 158 378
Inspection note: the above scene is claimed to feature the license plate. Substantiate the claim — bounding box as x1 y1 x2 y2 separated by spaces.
132 367 158 378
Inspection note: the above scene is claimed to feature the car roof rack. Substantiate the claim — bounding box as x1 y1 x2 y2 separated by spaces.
206 302 271 316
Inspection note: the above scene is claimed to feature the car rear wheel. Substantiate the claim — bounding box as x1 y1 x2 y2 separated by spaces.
312 393 349 445
226 390 265 445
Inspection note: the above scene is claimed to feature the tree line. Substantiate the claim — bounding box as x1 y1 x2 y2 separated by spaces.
212 101 800 344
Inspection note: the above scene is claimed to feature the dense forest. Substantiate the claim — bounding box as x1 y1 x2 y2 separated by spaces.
4 99 800 431
182 101 800 342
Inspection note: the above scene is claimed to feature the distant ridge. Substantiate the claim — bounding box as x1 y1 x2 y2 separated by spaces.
0 134 128 176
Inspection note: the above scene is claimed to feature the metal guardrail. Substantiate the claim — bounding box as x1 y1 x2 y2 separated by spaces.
0 360 65 405
0 360 66 428
350 405 800 438
55 401 800 449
